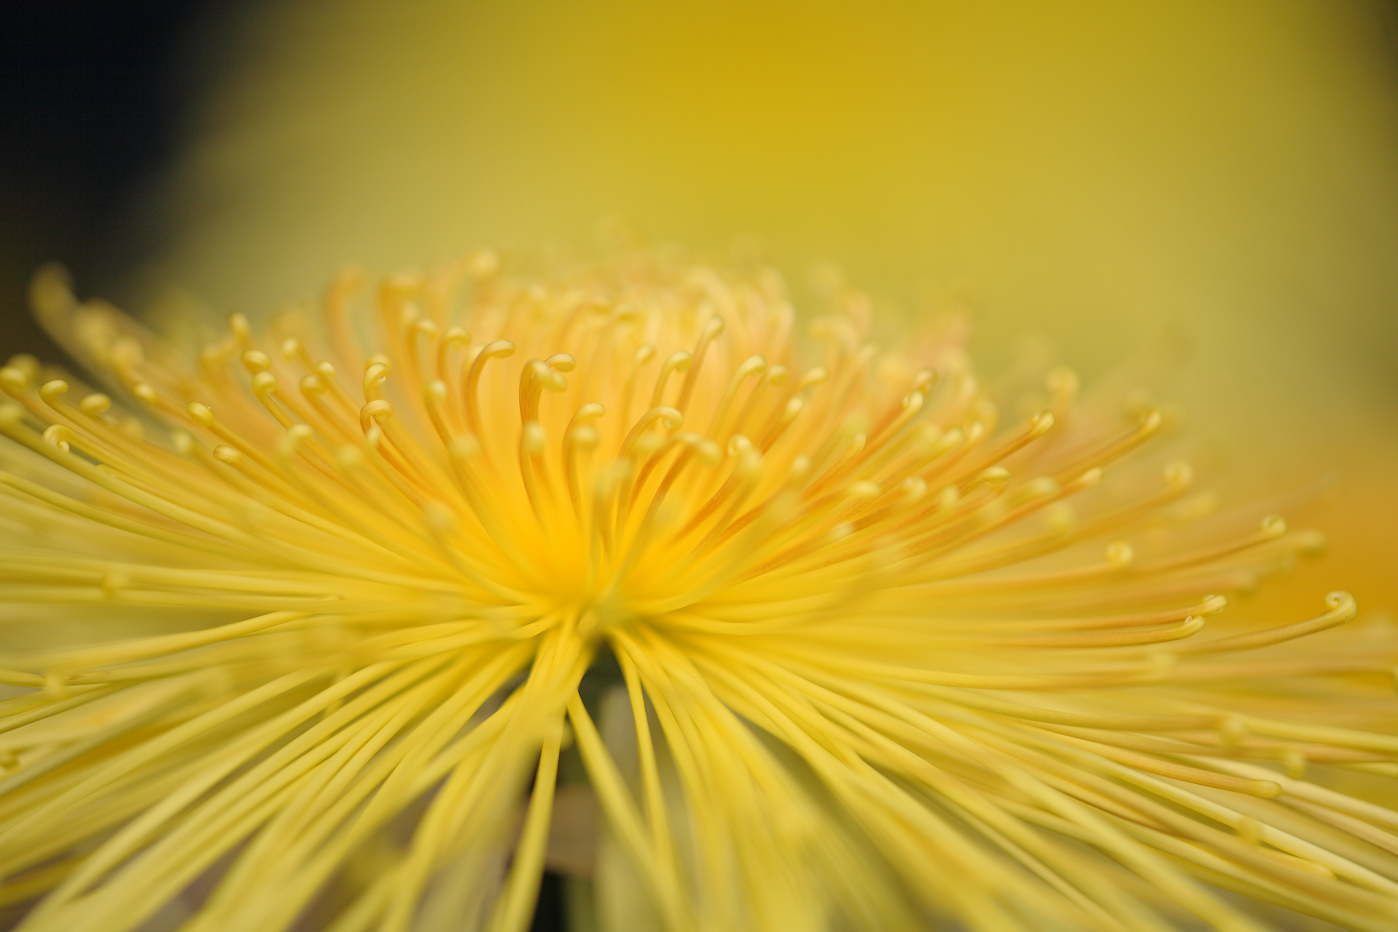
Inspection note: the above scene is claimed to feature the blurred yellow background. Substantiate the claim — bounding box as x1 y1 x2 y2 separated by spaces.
142 0 1397 615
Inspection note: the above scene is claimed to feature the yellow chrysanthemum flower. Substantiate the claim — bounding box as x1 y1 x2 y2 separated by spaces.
0 250 1395 931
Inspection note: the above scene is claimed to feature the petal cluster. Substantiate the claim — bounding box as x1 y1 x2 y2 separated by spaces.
0 252 1394 931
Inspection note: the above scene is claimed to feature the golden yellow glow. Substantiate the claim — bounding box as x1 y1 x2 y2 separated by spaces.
0 252 1394 930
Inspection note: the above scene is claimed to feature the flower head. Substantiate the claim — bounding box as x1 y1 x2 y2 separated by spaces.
0 251 1395 931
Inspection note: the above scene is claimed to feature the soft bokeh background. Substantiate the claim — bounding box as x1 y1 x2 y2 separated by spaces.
4 1 1396 613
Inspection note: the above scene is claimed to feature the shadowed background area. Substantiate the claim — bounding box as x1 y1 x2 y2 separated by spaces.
0 1 226 362
3 1 1397 624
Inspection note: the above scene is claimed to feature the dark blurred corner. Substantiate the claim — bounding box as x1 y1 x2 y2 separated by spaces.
0 0 229 364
